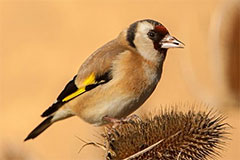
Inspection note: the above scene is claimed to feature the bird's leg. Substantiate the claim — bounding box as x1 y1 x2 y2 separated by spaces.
103 114 142 128
102 116 122 128
102 116 121 124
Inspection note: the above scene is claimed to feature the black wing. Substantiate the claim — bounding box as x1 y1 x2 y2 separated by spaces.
41 75 78 117
41 72 112 117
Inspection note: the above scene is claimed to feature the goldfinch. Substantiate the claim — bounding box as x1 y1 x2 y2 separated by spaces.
25 19 184 141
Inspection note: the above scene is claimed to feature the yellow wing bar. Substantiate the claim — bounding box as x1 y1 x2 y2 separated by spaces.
62 73 96 102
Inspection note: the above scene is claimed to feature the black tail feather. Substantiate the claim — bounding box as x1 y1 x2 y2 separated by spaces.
24 116 53 141
41 102 64 117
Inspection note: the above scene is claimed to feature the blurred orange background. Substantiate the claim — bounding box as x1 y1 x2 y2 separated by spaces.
0 0 239 159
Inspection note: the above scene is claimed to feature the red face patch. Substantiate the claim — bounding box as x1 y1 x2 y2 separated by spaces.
154 25 169 36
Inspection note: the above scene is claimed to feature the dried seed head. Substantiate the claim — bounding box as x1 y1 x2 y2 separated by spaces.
102 110 230 160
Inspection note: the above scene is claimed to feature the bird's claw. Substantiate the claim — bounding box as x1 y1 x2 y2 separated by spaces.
103 114 142 129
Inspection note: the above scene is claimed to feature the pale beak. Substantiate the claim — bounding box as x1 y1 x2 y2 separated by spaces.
160 34 185 49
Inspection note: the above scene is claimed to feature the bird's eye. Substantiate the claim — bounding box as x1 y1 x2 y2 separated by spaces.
147 31 157 40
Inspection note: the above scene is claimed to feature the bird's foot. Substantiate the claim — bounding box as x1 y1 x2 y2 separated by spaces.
124 114 142 122
102 116 122 128
103 114 141 129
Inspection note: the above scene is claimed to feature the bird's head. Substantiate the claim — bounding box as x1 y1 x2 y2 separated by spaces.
126 19 184 61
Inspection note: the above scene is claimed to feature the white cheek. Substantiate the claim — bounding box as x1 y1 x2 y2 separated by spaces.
134 33 159 62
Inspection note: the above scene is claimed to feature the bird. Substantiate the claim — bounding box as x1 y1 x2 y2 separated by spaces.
24 19 184 141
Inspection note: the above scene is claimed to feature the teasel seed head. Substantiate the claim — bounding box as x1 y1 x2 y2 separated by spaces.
102 109 230 160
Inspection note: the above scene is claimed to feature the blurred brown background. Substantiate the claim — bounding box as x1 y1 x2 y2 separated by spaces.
0 0 239 159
